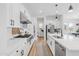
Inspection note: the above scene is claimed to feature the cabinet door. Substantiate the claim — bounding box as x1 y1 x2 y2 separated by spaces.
22 41 27 56
51 38 55 55
10 49 20 56
49 37 55 55
7 4 14 27
8 4 13 20
8 4 20 27
12 4 20 27
47 37 50 46
47 36 55 55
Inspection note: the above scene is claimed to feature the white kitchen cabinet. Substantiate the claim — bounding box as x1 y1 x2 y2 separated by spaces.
51 38 55 55
10 48 21 56
8 37 35 56
47 34 66 56
7 4 20 27
8 39 24 56
12 4 20 27
7 4 31 28
22 40 28 56
47 35 55 55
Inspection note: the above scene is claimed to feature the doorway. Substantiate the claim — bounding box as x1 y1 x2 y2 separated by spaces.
37 17 44 39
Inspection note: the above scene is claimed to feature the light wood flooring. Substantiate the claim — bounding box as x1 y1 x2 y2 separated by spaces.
28 37 53 56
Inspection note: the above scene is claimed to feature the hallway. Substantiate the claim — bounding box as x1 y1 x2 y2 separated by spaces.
28 37 53 56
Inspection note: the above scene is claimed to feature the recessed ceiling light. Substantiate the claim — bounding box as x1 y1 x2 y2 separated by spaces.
39 10 42 13
69 23 73 27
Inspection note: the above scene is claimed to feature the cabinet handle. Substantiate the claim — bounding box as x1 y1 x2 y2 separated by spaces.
16 50 18 52
62 48 64 51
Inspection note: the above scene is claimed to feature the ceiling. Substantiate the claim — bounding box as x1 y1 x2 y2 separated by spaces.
23 3 79 19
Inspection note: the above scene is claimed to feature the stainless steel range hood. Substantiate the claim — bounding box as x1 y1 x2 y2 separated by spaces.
20 12 31 24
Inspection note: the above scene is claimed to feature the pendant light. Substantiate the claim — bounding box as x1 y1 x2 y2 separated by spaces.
55 14 57 20
68 4 73 12
55 4 58 20
55 4 58 13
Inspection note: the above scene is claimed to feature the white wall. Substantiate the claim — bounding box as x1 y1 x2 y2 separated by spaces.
0 4 8 55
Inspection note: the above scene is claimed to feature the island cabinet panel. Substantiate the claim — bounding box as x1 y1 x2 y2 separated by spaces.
47 30 79 56
66 49 79 56
47 35 55 56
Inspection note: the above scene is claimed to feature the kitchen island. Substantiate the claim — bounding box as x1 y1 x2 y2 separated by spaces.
47 33 79 56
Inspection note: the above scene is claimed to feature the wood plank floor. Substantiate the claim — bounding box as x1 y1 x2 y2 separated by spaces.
28 37 53 56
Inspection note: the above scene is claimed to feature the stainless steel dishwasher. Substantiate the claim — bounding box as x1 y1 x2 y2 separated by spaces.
55 41 66 56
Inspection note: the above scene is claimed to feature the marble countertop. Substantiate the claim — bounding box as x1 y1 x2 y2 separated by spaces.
48 33 79 51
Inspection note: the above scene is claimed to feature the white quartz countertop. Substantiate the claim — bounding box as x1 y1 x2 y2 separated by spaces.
7 36 35 55
48 33 79 51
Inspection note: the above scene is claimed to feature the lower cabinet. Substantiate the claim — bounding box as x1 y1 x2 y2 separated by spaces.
55 41 66 56
9 38 35 56
10 47 27 56
47 35 66 56
47 37 55 55
10 49 21 56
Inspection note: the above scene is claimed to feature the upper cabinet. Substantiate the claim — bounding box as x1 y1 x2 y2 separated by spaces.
7 4 20 27
20 12 31 24
7 4 32 28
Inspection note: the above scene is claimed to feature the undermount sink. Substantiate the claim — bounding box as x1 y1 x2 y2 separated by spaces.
53 35 62 39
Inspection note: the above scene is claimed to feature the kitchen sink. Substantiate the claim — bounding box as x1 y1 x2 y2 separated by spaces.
53 35 62 39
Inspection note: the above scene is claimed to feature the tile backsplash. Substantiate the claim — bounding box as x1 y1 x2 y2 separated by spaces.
12 27 21 35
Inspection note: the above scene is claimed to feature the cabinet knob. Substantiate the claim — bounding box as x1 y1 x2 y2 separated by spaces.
16 50 18 52
62 48 64 51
